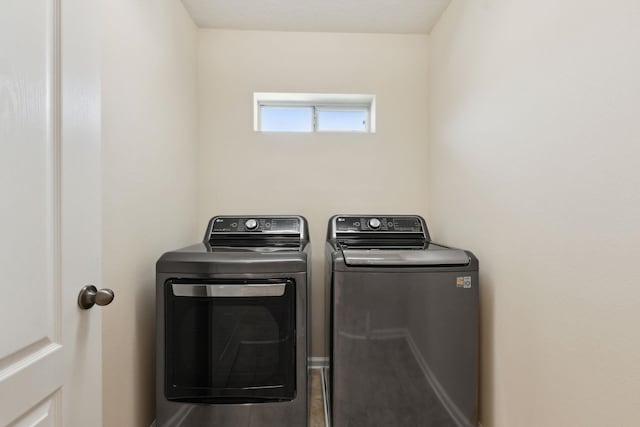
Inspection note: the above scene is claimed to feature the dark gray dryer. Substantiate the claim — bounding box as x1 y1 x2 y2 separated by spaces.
325 215 479 427
156 216 310 427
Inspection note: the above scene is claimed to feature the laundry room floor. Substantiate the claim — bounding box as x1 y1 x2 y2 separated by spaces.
310 368 326 427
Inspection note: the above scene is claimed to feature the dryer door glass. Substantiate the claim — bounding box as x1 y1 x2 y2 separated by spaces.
165 279 296 404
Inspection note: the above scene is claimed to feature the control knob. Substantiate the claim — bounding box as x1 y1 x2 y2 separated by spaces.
245 219 258 230
368 218 382 230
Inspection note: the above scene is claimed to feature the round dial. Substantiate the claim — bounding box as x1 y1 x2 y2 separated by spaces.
245 219 258 230
368 218 382 229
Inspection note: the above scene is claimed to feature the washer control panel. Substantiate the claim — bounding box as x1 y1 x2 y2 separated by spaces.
335 216 423 233
211 216 301 234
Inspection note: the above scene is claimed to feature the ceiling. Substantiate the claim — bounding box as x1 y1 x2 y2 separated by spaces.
181 0 451 34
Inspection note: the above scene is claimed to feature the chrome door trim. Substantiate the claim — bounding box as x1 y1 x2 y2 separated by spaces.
171 283 287 297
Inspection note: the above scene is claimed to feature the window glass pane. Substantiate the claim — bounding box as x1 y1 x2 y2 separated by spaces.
317 109 368 132
260 106 313 132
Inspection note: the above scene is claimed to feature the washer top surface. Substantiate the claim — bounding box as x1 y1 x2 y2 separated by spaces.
327 214 474 268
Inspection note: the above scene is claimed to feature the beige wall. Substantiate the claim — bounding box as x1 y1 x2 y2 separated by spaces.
428 1 640 426
197 30 430 356
101 1 200 426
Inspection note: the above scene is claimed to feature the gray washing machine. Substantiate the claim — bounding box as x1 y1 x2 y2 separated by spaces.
325 215 479 427
156 216 310 427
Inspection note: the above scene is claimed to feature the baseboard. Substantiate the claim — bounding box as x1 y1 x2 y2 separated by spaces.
309 356 329 368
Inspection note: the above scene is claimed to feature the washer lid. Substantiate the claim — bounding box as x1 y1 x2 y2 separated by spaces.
341 245 470 267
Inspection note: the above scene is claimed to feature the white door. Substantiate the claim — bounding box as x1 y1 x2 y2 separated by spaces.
0 0 102 426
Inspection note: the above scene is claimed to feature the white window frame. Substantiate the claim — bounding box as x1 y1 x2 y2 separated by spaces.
254 93 376 133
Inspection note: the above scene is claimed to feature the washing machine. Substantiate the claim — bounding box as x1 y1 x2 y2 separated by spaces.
325 215 479 427
156 215 310 427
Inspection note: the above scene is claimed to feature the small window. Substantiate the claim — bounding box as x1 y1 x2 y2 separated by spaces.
254 93 376 133
317 108 368 132
260 106 313 132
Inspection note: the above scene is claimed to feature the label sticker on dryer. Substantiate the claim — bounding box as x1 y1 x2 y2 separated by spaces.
456 276 472 289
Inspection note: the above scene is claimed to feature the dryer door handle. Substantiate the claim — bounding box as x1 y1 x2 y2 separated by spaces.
171 283 287 298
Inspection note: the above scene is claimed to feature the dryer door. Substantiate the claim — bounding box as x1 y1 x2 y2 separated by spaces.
164 278 296 404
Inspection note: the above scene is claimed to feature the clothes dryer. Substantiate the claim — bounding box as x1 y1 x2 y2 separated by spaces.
156 216 310 427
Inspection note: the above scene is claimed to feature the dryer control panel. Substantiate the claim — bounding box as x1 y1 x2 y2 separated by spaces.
205 215 308 248
211 217 301 234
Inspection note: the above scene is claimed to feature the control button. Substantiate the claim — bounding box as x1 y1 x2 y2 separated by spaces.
231 223 237 228
265 222 271 228
368 218 381 229
245 219 258 230
354 221 360 227
388 222 394 227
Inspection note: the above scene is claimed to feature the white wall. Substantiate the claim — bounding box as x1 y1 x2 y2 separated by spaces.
197 30 430 356
428 1 640 426
101 1 200 426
